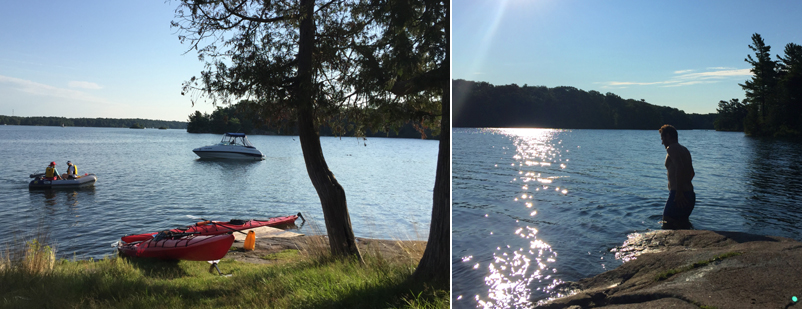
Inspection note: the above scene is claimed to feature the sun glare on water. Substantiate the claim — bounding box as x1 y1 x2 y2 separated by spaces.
470 128 569 308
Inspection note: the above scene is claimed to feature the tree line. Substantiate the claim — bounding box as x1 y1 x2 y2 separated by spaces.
453 79 716 129
187 101 439 139
0 115 186 129
715 33 802 136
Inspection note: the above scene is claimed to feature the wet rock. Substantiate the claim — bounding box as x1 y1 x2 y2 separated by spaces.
539 230 802 308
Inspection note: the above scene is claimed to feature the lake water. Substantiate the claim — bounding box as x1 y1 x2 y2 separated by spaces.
452 128 802 308
0 125 437 259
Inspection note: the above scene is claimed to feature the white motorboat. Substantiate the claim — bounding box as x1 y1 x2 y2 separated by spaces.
193 133 265 160
29 173 97 189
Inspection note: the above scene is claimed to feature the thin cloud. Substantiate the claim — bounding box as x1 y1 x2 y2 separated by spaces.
676 68 751 79
607 81 668 86
597 68 752 89
68 81 102 90
0 75 108 104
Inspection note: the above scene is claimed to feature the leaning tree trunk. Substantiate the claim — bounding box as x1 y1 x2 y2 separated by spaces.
296 0 363 260
413 77 451 285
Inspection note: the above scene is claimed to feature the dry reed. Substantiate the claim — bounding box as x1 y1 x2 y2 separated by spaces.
0 230 56 275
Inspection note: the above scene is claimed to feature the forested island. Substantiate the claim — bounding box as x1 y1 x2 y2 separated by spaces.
0 116 186 129
453 79 716 130
187 102 439 139
715 33 802 136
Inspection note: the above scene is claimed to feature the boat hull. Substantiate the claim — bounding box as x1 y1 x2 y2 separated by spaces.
193 147 265 160
121 214 300 243
29 174 97 189
118 234 234 261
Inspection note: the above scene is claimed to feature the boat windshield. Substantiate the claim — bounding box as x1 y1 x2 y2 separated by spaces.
219 134 254 147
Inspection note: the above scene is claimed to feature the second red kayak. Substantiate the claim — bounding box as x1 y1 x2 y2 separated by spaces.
121 213 302 243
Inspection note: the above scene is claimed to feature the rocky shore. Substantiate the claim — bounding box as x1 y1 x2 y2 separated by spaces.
540 230 802 308
223 226 426 265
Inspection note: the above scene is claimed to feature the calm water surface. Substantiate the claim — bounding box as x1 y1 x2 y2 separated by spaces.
452 128 802 308
0 126 437 259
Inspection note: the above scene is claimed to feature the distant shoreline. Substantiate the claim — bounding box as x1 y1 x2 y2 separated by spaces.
0 122 441 140
0 115 187 129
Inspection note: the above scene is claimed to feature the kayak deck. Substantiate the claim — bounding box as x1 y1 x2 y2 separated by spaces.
121 213 302 243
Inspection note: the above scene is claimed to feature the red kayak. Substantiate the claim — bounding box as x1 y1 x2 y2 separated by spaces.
118 233 235 261
121 213 302 243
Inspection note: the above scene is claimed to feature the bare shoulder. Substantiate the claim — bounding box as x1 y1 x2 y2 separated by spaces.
667 143 691 156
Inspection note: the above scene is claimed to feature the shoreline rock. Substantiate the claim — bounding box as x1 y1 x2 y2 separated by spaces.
539 230 802 308
224 229 426 265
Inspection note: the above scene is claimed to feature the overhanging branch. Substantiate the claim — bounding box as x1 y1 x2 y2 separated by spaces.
389 65 447 96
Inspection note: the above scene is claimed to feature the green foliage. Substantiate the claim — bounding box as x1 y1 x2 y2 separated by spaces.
0 115 187 129
737 33 802 136
347 0 448 136
0 250 449 309
187 100 438 138
186 103 257 134
172 0 444 139
452 80 715 130
714 99 747 131
261 249 300 261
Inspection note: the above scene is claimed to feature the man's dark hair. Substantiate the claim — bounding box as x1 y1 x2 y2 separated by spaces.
659 124 678 140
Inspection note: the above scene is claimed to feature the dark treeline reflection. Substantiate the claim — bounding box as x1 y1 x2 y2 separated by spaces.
743 136 802 235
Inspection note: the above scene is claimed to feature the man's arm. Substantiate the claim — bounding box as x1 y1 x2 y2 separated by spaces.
667 146 689 207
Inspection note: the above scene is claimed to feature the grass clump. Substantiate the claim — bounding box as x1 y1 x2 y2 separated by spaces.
1 233 55 275
261 249 300 261
654 251 743 281
1 232 448 309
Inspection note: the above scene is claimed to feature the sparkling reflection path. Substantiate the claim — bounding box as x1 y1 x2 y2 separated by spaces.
457 129 569 308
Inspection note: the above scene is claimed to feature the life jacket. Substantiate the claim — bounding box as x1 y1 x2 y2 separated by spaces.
45 167 57 178
67 165 77 175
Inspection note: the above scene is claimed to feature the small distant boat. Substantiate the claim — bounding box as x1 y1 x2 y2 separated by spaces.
193 132 265 160
121 213 302 243
29 173 97 189
118 233 234 261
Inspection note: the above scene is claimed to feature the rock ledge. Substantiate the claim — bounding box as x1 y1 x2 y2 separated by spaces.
539 230 802 308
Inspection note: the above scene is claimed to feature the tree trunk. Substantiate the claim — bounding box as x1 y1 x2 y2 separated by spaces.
296 0 363 260
413 0 450 286
413 78 451 285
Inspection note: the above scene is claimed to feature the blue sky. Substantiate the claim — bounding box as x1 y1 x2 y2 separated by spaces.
4 1 801 121
0 1 212 121
453 0 802 114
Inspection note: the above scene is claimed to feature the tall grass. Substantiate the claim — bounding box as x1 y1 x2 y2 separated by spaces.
0 223 448 309
0 230 55 275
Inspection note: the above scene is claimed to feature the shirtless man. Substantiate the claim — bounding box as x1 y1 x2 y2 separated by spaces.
659 124 695 228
